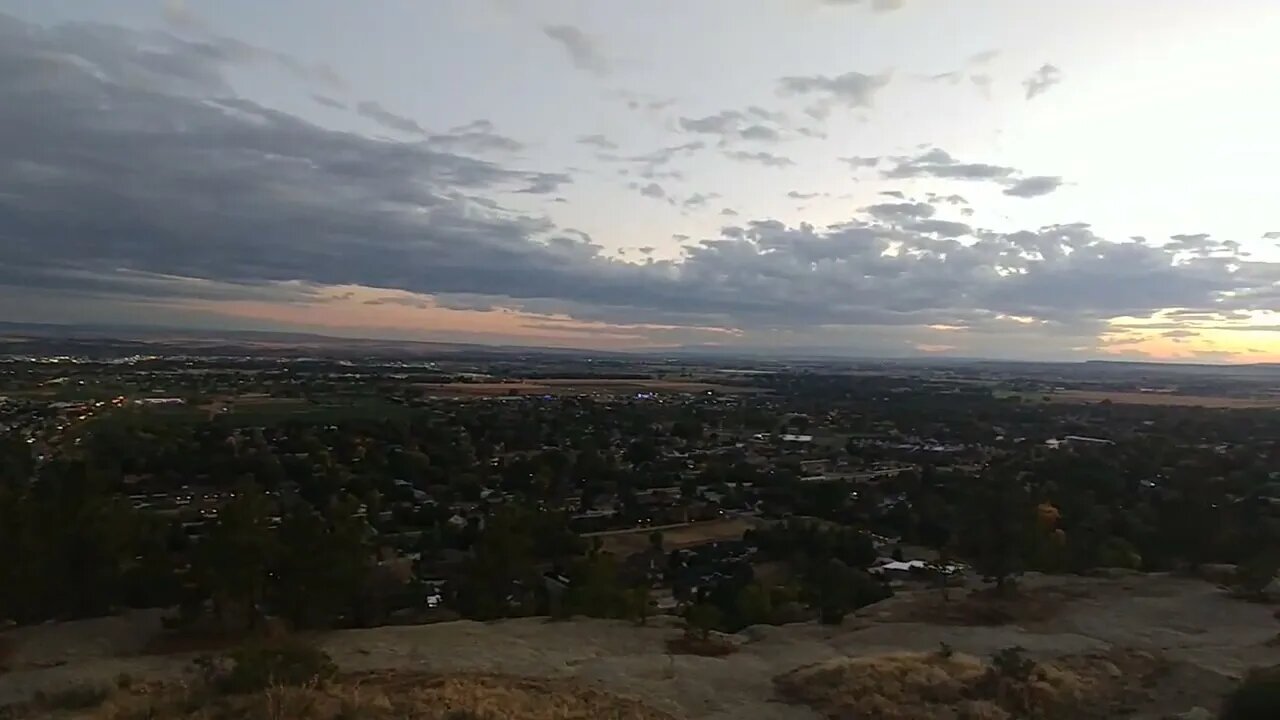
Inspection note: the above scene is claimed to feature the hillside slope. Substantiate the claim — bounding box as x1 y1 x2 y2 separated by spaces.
2 573 1277 719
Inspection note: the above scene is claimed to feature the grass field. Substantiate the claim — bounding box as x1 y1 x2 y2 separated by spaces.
1022 390 1280 408
417 378 764 397
590 517 758 556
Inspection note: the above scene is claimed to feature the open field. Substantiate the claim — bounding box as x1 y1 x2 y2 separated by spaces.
417 378 766 398
1021 390 1280 408
587 518 759 556
102 396 413 426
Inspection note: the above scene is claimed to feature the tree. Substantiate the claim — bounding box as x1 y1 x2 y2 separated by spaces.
193 481 277 630
271 496 371 628
965 468 1030 593
626 587 652 626
810 559 888 624
734 583 774 628
564 552 632 619
1236 553 1280 600
686 602 721 640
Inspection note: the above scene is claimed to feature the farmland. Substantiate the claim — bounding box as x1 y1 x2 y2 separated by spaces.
416 377 765 398
1024 389 1280 408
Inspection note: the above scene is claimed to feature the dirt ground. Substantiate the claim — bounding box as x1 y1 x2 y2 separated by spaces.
2 574 1278 719
591 518 759 556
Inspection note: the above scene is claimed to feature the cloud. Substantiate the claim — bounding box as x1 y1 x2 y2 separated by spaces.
311 95 346 110
969 74 993 98
881 148 1064 198
1023 63 1063 100
362 295 432 309
1003 175 1064 198
607 141 704 179
543 24 609 75
4 12 1279 358
884 148 1014 180
779 70 891 109
788 191 821 200
429 120 524 154
820 0 907 12
864 202 935 222
842 156 883 169
680 110 743 135
1263 231 1280 240
356 101 425 135
577 134 618 150
161 0 344 90
926 193 968 206
721 208 740 216
741 124 782 142
725 150 795 167
679 109 787 144
683 192 718 208
639 182 666 199
909 219 973 238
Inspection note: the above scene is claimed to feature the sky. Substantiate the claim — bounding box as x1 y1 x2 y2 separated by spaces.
2 0 1280 361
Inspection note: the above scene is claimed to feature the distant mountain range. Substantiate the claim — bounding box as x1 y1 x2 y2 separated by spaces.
1 321 1278 376
0 321 621 359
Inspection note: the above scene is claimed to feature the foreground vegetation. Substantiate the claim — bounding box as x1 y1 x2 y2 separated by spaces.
3 641 674 720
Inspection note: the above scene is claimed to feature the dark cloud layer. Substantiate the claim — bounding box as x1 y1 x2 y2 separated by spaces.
1 13 1277 352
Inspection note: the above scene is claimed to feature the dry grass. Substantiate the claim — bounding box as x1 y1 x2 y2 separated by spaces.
4 672 676 720
665 635 739 658
872 587 1077 627
775 648 1160 720
1027 390 1280 408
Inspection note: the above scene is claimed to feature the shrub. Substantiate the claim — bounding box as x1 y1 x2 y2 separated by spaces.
990 646 1035 681
1221 666 1280 720
685 603 722 640
208 639 338 694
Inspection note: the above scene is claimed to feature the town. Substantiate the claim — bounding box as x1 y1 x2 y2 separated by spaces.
5 349 1280 641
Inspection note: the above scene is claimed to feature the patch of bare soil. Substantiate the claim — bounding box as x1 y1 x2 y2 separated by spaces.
665 636 739 658
869 586 1086 627
775 647 1173 720
4 672 677 720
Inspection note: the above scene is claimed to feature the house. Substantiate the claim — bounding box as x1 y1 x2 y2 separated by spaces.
1045 435 1114 449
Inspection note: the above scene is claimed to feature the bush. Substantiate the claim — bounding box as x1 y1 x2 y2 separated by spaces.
1221 666 1280 720
989 646 1035 681
685 603 722 640
203 639 338 694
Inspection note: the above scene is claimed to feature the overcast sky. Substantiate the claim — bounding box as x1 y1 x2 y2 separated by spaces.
3 0 1280 361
